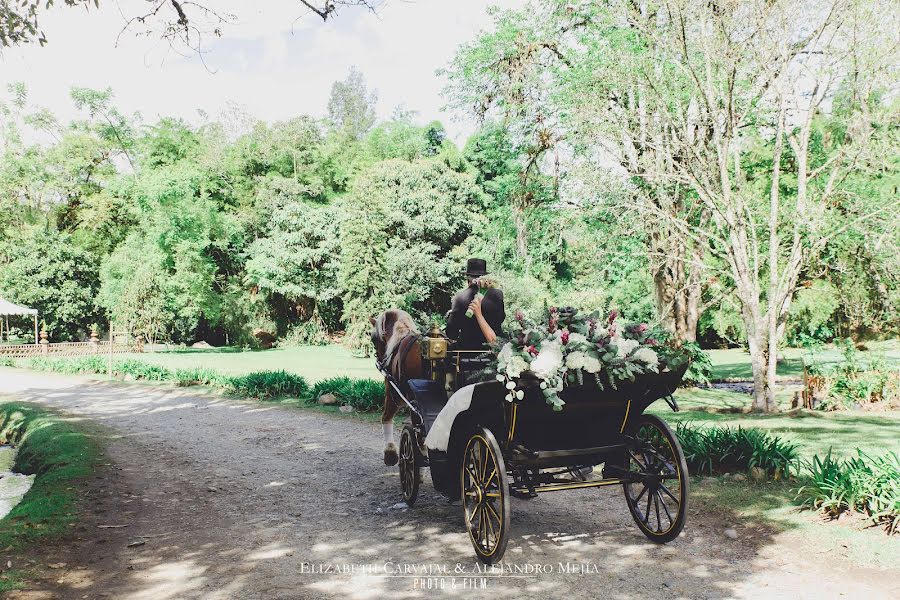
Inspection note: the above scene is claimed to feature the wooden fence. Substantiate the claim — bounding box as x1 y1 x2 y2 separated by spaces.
0 338 141 359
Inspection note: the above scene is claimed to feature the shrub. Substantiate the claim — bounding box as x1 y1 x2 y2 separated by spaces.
28 356 107 375
173 367 225 387
113 359 173 381
679 342 713 386
281 317 330 347
796 450 900 534
225 371 309 400
306 376 385 411
0 357 14 367
676 422 800 478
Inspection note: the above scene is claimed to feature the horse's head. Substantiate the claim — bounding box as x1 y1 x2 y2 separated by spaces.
370 313 387 364
371 309 419 366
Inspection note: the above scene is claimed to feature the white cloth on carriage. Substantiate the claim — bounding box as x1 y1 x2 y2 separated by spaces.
424 384 477 452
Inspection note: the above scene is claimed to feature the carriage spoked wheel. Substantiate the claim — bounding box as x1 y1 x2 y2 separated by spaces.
461 427 510 563
399 425 421 506
623 414 688 543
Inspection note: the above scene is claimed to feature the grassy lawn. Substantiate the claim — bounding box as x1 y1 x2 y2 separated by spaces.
0 401 101 592
706 338 900 380
650 387 900 461
649 387 900 569
121 344 380 382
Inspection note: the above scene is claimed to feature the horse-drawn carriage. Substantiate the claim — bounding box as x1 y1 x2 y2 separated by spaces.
375 319 690 563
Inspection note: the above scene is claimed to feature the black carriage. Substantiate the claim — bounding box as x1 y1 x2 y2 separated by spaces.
378 326 690 564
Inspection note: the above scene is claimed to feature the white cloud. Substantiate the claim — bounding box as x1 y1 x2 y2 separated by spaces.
0 0 526 143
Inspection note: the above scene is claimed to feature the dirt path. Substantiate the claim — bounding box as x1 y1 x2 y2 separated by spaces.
0 368 897 600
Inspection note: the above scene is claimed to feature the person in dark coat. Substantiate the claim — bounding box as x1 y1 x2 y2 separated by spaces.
446 258 505 349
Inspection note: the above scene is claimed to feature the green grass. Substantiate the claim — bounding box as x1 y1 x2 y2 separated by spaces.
0 402 101 591
654 387 900 461
690 477 899 568
653 386 900 564
116 345 380 382
706 339 900 380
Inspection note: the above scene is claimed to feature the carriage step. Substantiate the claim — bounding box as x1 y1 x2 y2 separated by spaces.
512 443 623 461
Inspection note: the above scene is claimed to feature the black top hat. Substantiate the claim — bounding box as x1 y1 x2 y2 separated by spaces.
464 258 489 277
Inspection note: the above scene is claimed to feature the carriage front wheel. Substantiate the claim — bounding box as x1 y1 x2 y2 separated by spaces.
461 427 510 563
399 425 421 506
623 414 688 543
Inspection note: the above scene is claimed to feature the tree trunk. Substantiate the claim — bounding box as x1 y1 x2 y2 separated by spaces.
747 329 774 412
513 205 530 273
652 235 702 344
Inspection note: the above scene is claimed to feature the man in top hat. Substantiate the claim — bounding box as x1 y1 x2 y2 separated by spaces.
446 258 505 349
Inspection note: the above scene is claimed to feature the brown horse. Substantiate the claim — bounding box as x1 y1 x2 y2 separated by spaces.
370 309 423 465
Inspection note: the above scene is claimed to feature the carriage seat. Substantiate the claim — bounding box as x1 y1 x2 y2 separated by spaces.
407 379 448 430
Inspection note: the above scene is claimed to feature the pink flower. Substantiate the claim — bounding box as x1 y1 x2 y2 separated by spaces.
561 330 570 344
515 309 525 322
527 345 538 356
607 310 618 325
646 338 659 346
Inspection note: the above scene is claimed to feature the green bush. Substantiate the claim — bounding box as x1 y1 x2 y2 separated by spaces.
676 422 800 478
306 376 385 411
173 367 225 387
225 371 309 400
679 342 713 386
0 357 14 367
23 355 388 410
796 450 900 534
28 355 107 374
113 359 173 381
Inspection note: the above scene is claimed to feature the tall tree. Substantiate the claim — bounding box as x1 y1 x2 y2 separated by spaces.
327 67 378 142
554 0 900 410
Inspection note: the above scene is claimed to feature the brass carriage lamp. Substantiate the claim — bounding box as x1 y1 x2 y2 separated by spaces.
424 323 447 360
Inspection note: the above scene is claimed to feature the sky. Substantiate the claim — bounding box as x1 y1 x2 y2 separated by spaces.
0 0 527 143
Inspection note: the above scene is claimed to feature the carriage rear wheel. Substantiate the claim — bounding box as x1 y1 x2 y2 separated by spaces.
623 414 688 543
399 425 421 506
461 427 510 563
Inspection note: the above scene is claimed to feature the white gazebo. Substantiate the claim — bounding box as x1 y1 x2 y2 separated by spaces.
0 297 38 344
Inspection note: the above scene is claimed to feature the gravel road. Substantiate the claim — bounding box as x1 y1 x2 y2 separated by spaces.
0 368 896 600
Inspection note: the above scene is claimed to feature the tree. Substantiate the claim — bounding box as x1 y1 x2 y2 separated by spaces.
0 227 100 340
551 0 900 410
245 184 342 326
339 159 487 348
327 67 378 142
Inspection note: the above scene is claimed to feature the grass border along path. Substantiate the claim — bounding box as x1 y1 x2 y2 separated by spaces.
0 402 101 592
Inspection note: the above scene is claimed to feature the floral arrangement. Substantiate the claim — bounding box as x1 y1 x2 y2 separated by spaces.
493 306 685 411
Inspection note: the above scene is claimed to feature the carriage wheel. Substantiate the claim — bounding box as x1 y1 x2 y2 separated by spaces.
399 425 421 506
623 414 688 543
461 427 510 564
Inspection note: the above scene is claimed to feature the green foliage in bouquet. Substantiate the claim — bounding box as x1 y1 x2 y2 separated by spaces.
492 306 689 411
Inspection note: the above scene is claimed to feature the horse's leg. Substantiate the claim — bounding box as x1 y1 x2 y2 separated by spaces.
382 379 400 466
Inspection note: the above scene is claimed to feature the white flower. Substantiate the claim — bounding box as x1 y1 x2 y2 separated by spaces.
633 347 659 365
530 341 564 379
505 355 529 379
565 350 587 370
568 333 587 345
506 381 516 390
515 390 524 400
498 342 513 365
505 393 513 402
496 374 505 382
593 326 609 339
613 337 640 359
583 355 603 373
